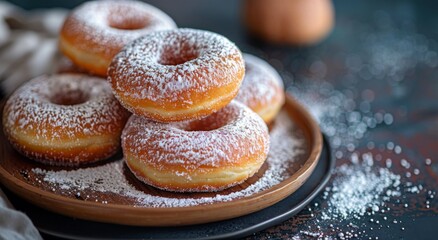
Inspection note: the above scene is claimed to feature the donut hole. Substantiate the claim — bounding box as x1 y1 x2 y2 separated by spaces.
108 8 149 30
181 111 231 132
158 45 199 66
109 19 149 30
184 121 223 132
50 89 89 105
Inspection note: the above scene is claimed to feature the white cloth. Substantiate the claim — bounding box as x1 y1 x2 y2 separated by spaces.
0 1 67 96
0 188 42 240
0 2 68 239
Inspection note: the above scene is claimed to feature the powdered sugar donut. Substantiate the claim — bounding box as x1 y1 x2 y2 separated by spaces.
2 74 131 166
108 28 245 122
122 101 269 192
59 0 176 77
235 54 285 123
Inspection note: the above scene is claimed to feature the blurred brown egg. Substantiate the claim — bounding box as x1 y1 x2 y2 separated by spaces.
243 0 334 45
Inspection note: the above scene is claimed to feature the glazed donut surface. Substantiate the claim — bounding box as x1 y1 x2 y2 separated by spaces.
108 28 245 122
2 74 131 166
235 54 285 123
59 0 176 76
122 101 270 192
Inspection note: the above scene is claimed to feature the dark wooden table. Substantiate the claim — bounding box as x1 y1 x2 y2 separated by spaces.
5 0 438 239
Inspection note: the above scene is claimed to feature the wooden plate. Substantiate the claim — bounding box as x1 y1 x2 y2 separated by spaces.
3 136 334 240
0 94 322 226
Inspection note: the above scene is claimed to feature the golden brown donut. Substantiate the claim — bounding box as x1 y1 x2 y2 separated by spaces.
108 28 245 122
59 0 176 76
243 0 334 45
122 101 270 192
235 54 285 123
2 74 131 166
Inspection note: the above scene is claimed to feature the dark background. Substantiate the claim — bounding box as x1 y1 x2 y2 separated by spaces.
3 0 438 239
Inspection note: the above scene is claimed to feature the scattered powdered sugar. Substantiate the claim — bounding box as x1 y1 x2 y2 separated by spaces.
31 111 305 207
108 28 244 106
322 154 401 220
289 80 392 153
288 79 434 239
235 53 284 109
267 113 306 170
296 148 435 239
254 10 438 239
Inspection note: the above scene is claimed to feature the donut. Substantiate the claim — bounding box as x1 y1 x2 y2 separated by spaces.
2 74 131 166
122 101 269 192
243 0 334 45
235 54 285 124
108 28 245 122
59 0 177 77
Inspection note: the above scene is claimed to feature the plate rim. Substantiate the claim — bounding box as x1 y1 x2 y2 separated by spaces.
0 94 323 226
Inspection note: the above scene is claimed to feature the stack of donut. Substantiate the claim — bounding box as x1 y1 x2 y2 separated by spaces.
2 0 285 193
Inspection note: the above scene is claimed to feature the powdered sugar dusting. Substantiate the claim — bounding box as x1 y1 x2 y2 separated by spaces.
3 74 128 140
236 53 284 109
63 0 176 57
122 101 269 171
108 28 244 106
2 74 130 163
31 111 306 207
